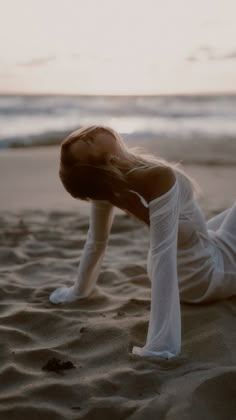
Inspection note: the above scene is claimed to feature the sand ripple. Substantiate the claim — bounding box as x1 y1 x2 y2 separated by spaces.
0 211 235 419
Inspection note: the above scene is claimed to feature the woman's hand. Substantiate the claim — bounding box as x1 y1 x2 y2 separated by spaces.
49 286 87 304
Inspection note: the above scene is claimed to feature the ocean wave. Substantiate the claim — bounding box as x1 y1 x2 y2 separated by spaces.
0 94 236 165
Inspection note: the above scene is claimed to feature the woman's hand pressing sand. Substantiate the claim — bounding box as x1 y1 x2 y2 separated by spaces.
49 286 85 304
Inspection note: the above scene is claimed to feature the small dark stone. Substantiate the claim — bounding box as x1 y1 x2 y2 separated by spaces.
42 357 75 373
113 310 125 319
80 327 87 333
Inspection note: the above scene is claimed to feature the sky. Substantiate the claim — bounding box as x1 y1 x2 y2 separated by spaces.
0 0 236 95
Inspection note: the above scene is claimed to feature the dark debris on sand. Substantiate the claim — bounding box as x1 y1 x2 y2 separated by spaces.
42 357 76 373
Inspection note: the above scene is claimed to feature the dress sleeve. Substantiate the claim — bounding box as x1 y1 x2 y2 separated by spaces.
132 181 181 359
73 200 115 297
49 200 114 304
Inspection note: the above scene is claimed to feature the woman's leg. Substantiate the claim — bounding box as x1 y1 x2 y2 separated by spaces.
219 201 236 238
211 201 236 300
187 202 236 303
207 208 230 231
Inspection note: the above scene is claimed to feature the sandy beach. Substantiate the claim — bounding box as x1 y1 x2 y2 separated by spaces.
0 146 235 420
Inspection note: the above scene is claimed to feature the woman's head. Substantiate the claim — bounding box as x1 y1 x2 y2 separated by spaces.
62 126 125 165
59 124 198 202
59 126 129 201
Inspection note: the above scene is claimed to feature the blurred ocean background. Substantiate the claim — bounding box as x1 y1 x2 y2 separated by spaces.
1 94 236 164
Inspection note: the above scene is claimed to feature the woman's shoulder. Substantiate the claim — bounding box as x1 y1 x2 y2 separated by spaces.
131 166 176 204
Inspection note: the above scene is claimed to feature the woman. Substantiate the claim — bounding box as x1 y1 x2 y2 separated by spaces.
50 125 236 359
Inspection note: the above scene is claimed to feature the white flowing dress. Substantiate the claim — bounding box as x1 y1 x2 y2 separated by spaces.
50 173 236 358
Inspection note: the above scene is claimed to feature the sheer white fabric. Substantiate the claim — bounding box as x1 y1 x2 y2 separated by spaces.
49 201 114 303
133 182 181 358
73 201 114 297
177 178 236 304
133 178 236 357
50 174 236 359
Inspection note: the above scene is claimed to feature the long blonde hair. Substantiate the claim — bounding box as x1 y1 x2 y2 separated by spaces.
59 125 199 200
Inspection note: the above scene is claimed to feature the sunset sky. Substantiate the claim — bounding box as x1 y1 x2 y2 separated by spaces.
0 0 236 95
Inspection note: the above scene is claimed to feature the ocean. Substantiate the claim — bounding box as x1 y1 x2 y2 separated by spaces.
0 94 236 164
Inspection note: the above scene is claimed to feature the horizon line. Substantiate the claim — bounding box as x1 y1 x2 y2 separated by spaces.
0 90 236 97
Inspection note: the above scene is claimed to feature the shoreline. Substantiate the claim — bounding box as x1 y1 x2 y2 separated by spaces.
0 145 235 212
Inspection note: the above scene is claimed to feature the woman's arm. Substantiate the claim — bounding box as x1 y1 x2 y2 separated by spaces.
132 180 181 358
207 208 229 231
49 200 114 304
73 200 114 296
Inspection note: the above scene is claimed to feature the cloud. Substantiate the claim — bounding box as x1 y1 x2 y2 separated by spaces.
17 55 57 67
186 46 236 62
71 53 81 59
71 52 110 63
221 50 236 60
